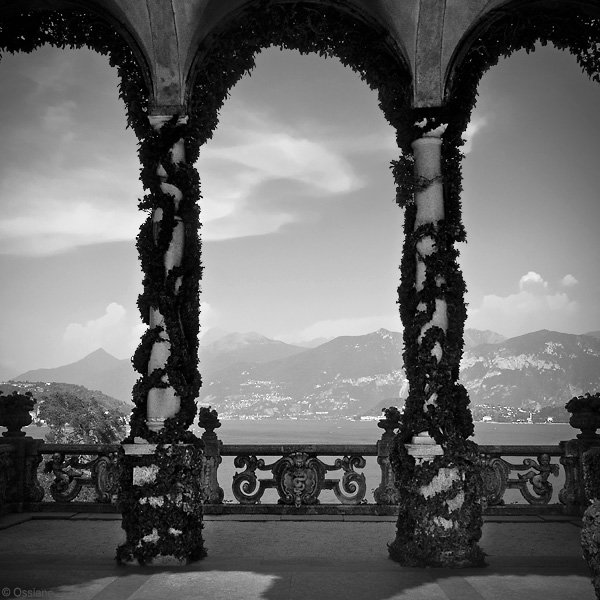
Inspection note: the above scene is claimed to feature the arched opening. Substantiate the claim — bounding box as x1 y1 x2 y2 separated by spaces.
196 46 404 425
194 45 405 501
0 9 150 435
181 1 412 429
446 3 600 434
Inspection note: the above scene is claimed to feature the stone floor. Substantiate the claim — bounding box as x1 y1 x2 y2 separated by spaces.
0 513 594 600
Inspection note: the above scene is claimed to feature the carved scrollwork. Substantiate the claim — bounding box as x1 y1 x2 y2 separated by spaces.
514 454 559 505
232 454 277 504
479 452 561 506
274 452 325 507
45 452 118 503
45 453 86 502
480 455 510 506
92 452 120 503
328 455 367 505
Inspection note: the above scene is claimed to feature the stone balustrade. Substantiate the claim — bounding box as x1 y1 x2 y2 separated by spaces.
0 425 594 517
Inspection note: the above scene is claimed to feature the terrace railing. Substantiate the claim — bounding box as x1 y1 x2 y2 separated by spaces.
0 417 593 517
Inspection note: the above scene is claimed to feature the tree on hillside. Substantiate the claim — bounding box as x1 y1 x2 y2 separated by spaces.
37 390 128 444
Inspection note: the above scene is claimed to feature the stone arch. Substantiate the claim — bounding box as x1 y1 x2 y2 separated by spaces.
444 0 600 143
0 2 152 137
185 0 414 150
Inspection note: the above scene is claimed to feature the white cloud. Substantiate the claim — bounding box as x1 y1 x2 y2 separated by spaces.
560 274 579 287
467 272 579 337
0 160 143 255
519 271 548 292
198 106 364 241
62 303 144 360
461 116 488 154
283 314 403 344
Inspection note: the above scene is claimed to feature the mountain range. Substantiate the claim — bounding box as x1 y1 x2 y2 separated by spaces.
10 328 600 419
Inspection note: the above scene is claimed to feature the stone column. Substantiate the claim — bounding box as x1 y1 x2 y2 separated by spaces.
389 122 483 568
413 126 447 391
145 114 186 433
118 112 205 565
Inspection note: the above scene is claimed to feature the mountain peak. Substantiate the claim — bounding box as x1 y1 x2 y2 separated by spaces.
86 348 115 358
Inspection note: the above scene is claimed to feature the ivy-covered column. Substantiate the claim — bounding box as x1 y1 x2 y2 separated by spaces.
389 118 484 568
117 113 205 565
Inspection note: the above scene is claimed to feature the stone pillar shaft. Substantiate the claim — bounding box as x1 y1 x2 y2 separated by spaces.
412 130 448 402
145 115 187 433
390 122 483 568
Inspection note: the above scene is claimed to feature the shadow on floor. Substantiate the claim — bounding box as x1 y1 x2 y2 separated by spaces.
0 518 594 600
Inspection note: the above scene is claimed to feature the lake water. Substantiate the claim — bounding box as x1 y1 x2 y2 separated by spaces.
197 420 575 504
201 419 574 446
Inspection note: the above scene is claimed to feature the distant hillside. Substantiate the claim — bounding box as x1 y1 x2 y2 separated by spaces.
460 330 600 409
15 349 135 404
199 332 307 372
0 381 131 415
200 329 405 417
10 328 600 419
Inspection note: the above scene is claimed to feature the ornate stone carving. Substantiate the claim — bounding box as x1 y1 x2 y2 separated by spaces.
515 454 559 505
232 454 273 504
231 450 368 507
92 452 120 503
198 408 224 504
45 452 119 503
479 452 560 506
323 455 367 505
275 452 325 507
374 411 401 505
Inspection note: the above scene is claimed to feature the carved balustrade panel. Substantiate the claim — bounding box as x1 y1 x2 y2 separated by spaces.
479 445 563 507
18 440 579 513
226 444 373 507
39 444 121 504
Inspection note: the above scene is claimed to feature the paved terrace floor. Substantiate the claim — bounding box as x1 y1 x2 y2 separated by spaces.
0 513 594 600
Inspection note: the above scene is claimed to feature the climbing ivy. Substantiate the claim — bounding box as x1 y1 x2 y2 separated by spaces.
187 0 413 146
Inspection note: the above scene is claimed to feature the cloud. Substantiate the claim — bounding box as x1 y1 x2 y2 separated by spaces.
560 274 579 287
467 272 579 337
519 271 548 292
198 105 365 241
282 314 403 343
62 303 144 360
0 159 143 255
461 116 488 154
0 46 142 256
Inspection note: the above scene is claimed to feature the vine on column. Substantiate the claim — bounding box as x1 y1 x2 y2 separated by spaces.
389 112 483 567
129 116 202 444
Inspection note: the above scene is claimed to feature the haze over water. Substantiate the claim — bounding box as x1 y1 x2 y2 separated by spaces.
201 420 575 446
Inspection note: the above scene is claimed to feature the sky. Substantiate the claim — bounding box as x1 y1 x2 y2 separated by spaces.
0 42 599 376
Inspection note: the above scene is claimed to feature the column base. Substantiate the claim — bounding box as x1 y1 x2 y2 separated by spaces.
116 443 206 565
389 451 484 568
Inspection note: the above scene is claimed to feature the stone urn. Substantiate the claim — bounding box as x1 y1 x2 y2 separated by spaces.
581 448 600 599
0 391 35 437
566 393 600 441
